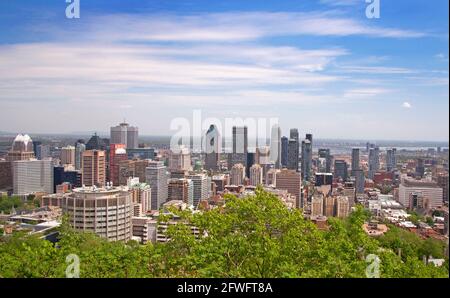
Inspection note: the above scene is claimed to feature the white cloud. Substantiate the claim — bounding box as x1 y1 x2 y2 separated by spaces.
402 102 412 109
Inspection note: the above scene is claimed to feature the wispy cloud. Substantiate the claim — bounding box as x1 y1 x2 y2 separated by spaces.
402 102 412 109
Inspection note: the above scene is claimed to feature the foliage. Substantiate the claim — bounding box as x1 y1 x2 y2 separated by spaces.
0 188 448 278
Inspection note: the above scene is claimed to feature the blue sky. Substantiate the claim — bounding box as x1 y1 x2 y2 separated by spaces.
0 0 448 141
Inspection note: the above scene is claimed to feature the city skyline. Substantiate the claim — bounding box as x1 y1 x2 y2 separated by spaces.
0 0 448 141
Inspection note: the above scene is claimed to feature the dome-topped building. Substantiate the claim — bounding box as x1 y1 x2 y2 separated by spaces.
6 134 35 161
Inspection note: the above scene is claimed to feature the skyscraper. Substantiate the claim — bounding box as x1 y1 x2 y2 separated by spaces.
275 169 302 208
318 148 332 173
334 160 348 181
82 150 106 187
204 124 221 171
354 169 365 194
74 140 85 171
415 158 425 178
109 144 127 186
168 146 191 172
12 158 53 195
168 178 194 205
6 134 35 161
351 148 360 175
281 136 288 168
287 139 299 171
146 161 169 210
249 164 263 186
228 126 248 169
110 122 139 149
231 163 245 185
269 124 281 168
60 145 76 166
368 147 380 180
301 138 312 181
186 173 209 207
336 196 350 218
386 148 397 172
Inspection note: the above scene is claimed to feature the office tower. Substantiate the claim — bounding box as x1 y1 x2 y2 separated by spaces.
315 173 333 187
34 143 50 160
204 124 221 171
275 169 302 208
311 194 324 217
60 145 76 166
306 133 313 143
265 168 279 186
211 174 229 193
318 148 332 173
249 164 263 186
110 121 139 149
301 138 312 181
53 166 82 192
168 178 194 205
269 124 281 168
290 128 299 142
109 144 127 186
399 176 443 209
281 136 288 167
228 126 248 169
82 150 106 187
336 196 350 218
74 140 85 170
62 186 132 242
168 146 191 172
354 169 365 194
231 163 245 185
368 147 380 180
146 161 169 210
415 158 425 178
324 196 335 217
12 159 53 195
127 178 152 215
386 148 397 172
287 139 299 171
118 159 150 186
246 152 255 178
6 134 35 161
85 133 108 151
334 160 348 181
186 173 208 207
0 161 12 190
351 148 360 175
437 173 449 203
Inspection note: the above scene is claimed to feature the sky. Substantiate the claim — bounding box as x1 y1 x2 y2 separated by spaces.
0 0 448 141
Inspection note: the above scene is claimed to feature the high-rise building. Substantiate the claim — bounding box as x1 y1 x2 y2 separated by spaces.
287 139 299 171
82 150 106 187
168 146 191 172
53 166 82 192
168 178 194 205
354 169 365 194
231 163 245 185
6 134 35 161
109 144 127 186
399 176 443 209
85 133 108 151
146 161 168 210
12 159 53 195
311 194 324 217
351 148 360 175
204 124 221 171
336 196 350 218
0 161 12 191
368 147 380 180
334 160 348 181
437 173 449 203
34 143 50 160
249 164 263 186
275 169 302 208
386 148 397 172
290 129 299 142
281 136 289 168
211 174 229 193
301 138 312 181
60 145 76 166
62 186 133 242
318 148 332 173
315 173 333 187
118 159 150 186
74 140 85 171
186 173 208 207
415 158 425 178
269 125 281 168
127 178 152 215
324 196 335 217
110 122 139 149
228 126 248 169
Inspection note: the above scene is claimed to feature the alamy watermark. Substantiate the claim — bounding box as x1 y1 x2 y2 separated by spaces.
366 0 380 19
65 254 80 278
365 254 380 278
65 0 80 19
